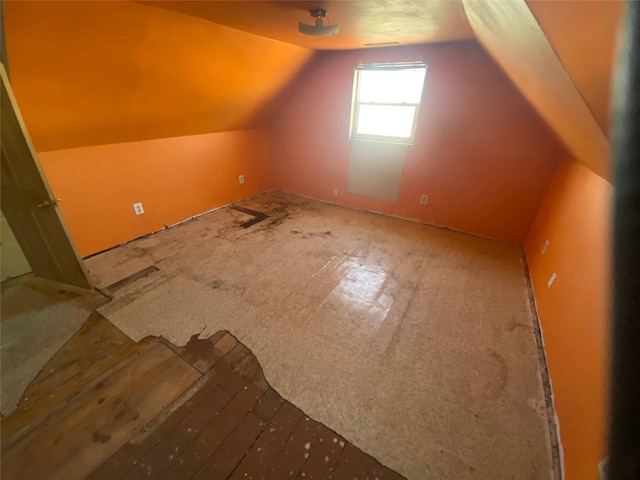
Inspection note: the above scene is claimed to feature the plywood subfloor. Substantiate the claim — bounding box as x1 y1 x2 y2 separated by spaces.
88 191 554 480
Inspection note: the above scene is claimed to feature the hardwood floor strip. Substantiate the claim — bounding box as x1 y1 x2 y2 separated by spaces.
161 384 263 479
87 369 223 480
120 384 238 480
193 412 265 479
297 421 346 479
1 342 199 480
1 339 152 449
229 401 304 480
251 387 283 423
1 313 140 442
263 414 321 479
3 322 407 480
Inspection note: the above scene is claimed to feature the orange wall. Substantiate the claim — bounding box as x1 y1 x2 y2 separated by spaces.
269 41 565 243
3 0 313 152
39 129 271 257
3 0 308 257
525 157 612 480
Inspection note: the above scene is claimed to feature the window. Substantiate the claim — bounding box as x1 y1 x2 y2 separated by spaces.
349 63 427 144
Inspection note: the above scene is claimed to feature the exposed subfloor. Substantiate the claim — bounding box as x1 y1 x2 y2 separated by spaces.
86 191 554 480
0 276 107 416
1 313 405 479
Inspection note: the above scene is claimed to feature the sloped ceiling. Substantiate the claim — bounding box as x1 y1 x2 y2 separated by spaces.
527 0 625 136
3 0 625 181
140 0 475 50
463 0 624 182
3 0 314 152
144 0 624 181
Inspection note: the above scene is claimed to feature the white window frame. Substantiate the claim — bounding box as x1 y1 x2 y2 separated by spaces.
349 62 427 145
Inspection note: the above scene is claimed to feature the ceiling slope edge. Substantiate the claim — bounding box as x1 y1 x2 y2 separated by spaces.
462 0 611 182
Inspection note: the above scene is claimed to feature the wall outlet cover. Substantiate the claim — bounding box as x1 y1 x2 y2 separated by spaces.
239 175 245 184
133 202 144 215
420 194 428 205
333 188 338 196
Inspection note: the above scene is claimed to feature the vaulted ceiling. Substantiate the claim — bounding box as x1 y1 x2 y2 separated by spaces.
464 0 624 181
528 0 624 136
142 0 625 181
3 0 626 181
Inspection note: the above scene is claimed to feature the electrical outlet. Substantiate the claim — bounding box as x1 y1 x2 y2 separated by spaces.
420 194 428 205
333 188 338 196
133 202 144 215
239 175 245 184
541 239 550 254
547 272 557 288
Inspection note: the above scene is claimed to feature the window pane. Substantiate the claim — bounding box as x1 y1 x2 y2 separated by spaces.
356 105 416 138
357 68 426 104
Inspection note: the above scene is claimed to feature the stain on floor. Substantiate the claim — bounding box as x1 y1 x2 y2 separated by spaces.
83 191 555 480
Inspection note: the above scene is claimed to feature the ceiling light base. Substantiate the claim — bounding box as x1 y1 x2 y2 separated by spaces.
299 8 340 37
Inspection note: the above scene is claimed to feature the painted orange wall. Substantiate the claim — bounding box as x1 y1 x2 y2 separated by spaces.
3 1 310 257
525 157 612 480
39 129 271 257
269 41 565 243
3 0 313 152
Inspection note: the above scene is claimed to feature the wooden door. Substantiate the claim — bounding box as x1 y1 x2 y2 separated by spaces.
0 64 92 289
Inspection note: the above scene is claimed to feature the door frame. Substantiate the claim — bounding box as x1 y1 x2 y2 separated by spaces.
1 63 93 289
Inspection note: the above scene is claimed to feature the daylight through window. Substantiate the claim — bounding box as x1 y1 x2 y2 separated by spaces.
350 63 427 144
